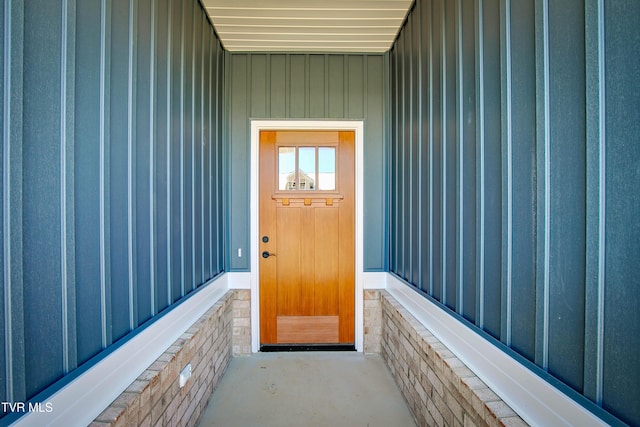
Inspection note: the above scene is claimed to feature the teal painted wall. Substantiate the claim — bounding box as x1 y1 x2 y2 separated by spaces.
225 53 388 271
1 0 224 411
388 0 639 425
4 1 635 425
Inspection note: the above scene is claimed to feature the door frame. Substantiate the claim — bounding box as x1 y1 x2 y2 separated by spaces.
250 120 364 352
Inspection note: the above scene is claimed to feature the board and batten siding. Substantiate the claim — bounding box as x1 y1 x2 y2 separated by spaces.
1 0 224 408
389 0 640 425
226 53 388 272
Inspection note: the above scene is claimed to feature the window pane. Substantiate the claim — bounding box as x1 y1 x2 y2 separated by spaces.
318 147 336 190
279 147 296 190
298 147 316 190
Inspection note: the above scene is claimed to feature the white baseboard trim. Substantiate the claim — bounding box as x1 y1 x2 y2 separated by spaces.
11 270 604 426
227 271 251 289
385 273 607 427
12 274 230 427
362 271 388 289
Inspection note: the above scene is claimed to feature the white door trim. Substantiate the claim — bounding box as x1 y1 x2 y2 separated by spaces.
249 120 365 352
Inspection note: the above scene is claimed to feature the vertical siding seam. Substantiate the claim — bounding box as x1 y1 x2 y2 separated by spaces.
441 0 447 304
216 38 223 276
60 0 70 373
244 53 251 267
221 49 226 271
399 38 403 278
476 0 485 328
398 46 402 275
193 15 205 288
206 35 212 278
128 0 138 328
416 4 424 290
220 46 226 272
390 50 396 271
385 52 390 271
396 47 401 274
285 54 290 117
67 0 78 368
403 37 407 279
324 54 329 117
363 56 369 134
60 0 78 373
217 45 223 272
364 55 372 264
207 37 218 277
305 54 310 117
60 0 69 374
503 0 513 345
596 0 606 404
456 0 464 315
411 32 416 283
191 6 197 290
427 0 434 296
222 48 226 271
407 29 413 282
343 54 348 118
212 40 218 274
165 0 172 306
541 0 551 370
409 33 414 283
215 43 222 273
99 0 109 348
201 14 206 280
200 13 206 283
400 38 406 278
390 50 396 272
266 53 271 117
99 0 111 346
388 51 392 270
2 0 12 400
409 29 421 287
149 0 156 315
393 46 398 273
179 1 185 297
222 48 229 271
212 39 216 276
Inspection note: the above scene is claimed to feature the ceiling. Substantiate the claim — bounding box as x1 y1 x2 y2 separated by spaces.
201 0 414 53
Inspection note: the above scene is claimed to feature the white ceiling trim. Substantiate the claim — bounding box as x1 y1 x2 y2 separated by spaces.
202 0 414 53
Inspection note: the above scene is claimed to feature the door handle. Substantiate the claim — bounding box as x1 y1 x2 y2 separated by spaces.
262 251 276 258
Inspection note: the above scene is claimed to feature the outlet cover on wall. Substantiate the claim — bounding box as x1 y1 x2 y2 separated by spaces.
179 363 192 388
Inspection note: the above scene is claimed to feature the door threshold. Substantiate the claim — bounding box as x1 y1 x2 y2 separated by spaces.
260 344 356 352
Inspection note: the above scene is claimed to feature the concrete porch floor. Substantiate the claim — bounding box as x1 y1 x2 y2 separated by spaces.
198 352 417 427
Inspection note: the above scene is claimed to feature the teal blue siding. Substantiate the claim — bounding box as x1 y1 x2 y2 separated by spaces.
75 0 103 370
546 0 587 395
226 53 388 272
1 0 27 406
1 0 637 425
389 0 638 425
1 0 224 410
600 2 640 424
0 0 5 405
23 0 66 398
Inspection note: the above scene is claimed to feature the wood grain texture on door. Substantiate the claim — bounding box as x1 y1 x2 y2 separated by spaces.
259 130 354 345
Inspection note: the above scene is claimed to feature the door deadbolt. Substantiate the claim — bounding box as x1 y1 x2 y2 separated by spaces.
262 236 269 243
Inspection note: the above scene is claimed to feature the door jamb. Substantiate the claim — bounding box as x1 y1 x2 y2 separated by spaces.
250 120 365 352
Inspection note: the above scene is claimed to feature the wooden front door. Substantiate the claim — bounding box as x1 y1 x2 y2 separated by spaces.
259 130 355 346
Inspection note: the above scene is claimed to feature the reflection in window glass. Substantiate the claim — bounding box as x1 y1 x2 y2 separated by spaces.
279 147 296 190
298 147 316 190
318 147 336 190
